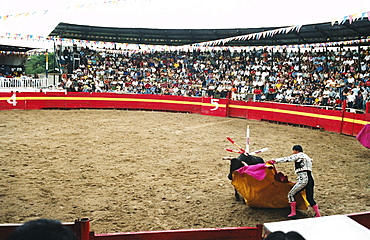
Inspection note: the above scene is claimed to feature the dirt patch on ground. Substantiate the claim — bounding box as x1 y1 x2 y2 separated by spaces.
0 109 369 233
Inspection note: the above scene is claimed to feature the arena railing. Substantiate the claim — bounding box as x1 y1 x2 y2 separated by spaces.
0 78 48 89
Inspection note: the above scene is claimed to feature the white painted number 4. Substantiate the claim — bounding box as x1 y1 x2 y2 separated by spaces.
7 93 17 106
210 98 219 111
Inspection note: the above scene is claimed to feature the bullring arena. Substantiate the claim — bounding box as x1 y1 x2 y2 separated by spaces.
0 108 369 234
1 1 370 239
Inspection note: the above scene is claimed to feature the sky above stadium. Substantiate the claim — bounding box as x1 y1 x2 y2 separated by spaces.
0 0 369 49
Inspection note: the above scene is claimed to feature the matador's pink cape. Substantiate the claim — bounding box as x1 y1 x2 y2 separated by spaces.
233 164 309 209
356 124 370 149
236 163 268 180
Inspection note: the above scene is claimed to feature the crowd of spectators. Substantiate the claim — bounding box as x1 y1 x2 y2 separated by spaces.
57 45 370 111
0 65 24 77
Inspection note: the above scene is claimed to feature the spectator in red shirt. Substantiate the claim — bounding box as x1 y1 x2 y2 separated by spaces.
253 87 263 101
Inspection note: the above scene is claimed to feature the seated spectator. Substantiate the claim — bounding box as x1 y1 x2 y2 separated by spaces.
6 219 77 240
264 230 305 240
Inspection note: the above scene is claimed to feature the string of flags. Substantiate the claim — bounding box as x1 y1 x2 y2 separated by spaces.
195 25 302 47
332 11 370 25
1 37 370 56
195 10 370 46
0 0 145 21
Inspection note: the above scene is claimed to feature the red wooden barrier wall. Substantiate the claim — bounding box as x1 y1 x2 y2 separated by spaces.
90 225 263 240
0 219 263 240
0 92 369 136
2 214 369 240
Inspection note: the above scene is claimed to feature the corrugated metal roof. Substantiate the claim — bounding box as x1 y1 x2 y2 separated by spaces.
48 19 370 46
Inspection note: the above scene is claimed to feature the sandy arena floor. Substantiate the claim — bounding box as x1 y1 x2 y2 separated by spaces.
0 109 369 233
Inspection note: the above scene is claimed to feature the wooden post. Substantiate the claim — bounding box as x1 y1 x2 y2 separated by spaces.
74 218 90 240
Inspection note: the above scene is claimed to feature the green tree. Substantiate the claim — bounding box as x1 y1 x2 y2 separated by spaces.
25 52 56 75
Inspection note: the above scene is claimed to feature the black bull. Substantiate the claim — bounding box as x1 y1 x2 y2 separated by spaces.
228 153 265 201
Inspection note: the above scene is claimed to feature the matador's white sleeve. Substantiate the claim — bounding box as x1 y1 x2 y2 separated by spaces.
275 152 313 173
275 153 301 163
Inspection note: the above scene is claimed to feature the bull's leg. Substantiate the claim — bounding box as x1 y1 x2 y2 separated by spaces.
235 189 246 203
235 189 241 201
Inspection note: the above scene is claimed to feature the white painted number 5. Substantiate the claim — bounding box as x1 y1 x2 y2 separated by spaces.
7 93 17 106
210 98 219 111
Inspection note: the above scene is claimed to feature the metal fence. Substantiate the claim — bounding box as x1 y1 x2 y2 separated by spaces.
0 78 49 91
0 78 48 88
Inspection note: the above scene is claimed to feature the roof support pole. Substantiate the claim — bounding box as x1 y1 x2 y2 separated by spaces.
325 46 329 72
45 49 48 79
271 48 274 69
358 39 361 73
53 40 57 86
298 47 301 72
